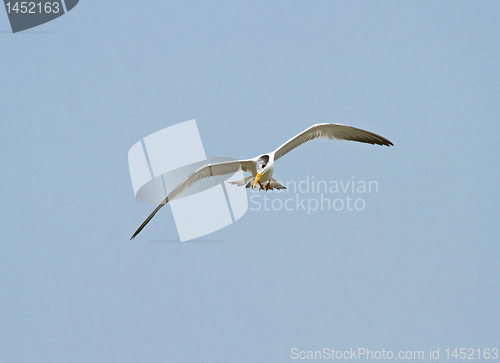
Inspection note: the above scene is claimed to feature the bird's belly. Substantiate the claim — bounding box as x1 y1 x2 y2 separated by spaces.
262 167 274 181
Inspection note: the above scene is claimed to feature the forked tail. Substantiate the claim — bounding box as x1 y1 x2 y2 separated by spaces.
229 177 286 190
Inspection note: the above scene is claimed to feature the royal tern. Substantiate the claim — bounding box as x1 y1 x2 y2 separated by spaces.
130 123 393 239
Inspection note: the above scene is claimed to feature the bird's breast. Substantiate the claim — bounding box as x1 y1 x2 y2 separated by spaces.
262 164 274 180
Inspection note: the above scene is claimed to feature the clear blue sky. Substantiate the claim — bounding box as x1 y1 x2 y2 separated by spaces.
1 1 499 362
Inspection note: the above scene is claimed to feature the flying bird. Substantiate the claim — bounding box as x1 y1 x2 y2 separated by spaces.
130 123 393 239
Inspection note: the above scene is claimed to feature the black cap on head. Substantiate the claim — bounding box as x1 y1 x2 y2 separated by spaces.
257 155 269 170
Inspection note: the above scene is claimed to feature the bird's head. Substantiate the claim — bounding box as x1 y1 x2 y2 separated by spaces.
253 155 269 189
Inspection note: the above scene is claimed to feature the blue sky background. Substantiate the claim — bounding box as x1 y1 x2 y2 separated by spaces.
1 1 499 362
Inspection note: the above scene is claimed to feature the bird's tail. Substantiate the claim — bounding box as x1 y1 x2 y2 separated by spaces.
229 175 256 188
267 178 286 190
229 177 286 190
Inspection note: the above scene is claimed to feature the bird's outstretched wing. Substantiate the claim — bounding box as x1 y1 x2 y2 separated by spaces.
272 123 393 161
130 160 255 240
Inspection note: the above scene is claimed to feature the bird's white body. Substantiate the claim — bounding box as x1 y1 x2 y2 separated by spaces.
251 153 275 188
131 123 393 239
259 157 274 181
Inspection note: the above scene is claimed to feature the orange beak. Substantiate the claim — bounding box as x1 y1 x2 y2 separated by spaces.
252 172 263 189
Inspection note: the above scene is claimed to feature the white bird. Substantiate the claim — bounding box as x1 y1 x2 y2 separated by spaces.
130 123 393 239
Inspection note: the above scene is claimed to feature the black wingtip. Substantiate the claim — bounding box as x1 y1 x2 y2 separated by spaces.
378 138 394 147
130 229 141 240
